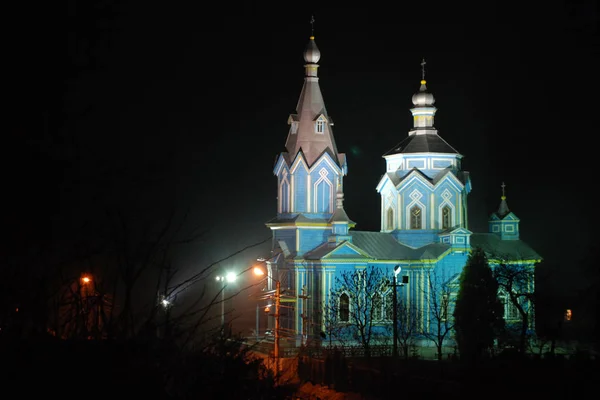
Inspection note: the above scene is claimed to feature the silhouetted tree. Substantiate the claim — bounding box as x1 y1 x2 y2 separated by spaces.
388 299 420 360
493 262 535 354
454 247 504 364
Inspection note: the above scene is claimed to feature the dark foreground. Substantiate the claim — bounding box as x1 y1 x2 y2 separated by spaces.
4 337 598 399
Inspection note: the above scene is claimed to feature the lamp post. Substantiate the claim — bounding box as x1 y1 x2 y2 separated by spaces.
215 272 237 331
253 265 280 378
392 265 405 360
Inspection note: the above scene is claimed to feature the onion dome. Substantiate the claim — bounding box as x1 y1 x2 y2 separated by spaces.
412 79 435 107
303 36 320 63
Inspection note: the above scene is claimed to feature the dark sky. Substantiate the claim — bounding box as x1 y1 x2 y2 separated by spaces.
7 1 599 302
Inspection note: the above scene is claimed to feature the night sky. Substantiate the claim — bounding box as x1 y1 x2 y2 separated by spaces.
7 2 599 320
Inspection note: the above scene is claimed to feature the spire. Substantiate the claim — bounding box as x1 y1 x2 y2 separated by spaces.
284 34 340 167
489 181 519 240
329 177 354 240
330 177 352 222
497 182 510 217
335 177 345 210
410 59 437 134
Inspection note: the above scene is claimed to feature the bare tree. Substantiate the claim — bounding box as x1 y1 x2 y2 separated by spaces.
385 299 421 360
327 266 386 358
422 269 455 361
320 294 347 351
493 262 535 354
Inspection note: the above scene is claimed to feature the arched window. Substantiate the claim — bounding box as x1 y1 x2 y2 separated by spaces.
442 205 451 229
339 293 350 322
373 293 383 321
500 291 520 320
384 291 393 321
441 294 449 322
386 207 394 231
410 206 422 229
280 180 290 213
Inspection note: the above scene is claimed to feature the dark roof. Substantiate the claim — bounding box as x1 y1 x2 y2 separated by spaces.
383 133 460 156
470 233 542 262
349 231 451 261
265 214 328 225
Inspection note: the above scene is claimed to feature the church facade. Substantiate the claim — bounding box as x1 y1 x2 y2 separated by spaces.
262 35 541 349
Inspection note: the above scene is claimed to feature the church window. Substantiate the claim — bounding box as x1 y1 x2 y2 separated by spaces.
316 119 325 134
315 179 332 213
280 180 290 213
373 293 383 321
291 121 298 134
386 207 394 231
339 293 349 322
410 206 422 229
500 292 520 321
384 291 393 320
442 206 451 229
441 294 449 322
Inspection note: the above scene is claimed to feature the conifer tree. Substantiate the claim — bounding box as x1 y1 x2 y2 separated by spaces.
453 247 505 363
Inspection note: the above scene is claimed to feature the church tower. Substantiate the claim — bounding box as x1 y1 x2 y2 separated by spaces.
267 35 353 258
376 61 472 248
489 182 520 240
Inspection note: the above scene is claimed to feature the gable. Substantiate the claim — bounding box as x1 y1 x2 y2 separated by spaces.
323 241 372 259
447 227 472 235
314 113 328 123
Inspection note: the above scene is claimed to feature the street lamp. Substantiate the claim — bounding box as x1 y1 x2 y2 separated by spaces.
253 265 281 378
215 272 237 331
392 265 406 359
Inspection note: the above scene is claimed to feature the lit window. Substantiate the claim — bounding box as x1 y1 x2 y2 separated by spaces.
501 293 520 320
442 206 451 229
316 119 325 134
291 121 298 134
340 293 349 322
410 206 422 229
373 293 383 321
441 294 449 322
385 292 393 320
386 208 394 231
565 309 572 321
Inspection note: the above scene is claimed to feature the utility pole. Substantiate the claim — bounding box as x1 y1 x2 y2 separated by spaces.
256 303 259 341
299 286 310 346
274 280 281 379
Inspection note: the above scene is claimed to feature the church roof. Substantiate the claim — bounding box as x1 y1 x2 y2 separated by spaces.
383 133 460 156
470 233 542 262
349 231 451 261
301 231 452 261
298 231 540 263
349 231 415 259
283 36 341 168
380 168 469 188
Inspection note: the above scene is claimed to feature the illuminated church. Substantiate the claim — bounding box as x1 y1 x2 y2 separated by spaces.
262 35 541 348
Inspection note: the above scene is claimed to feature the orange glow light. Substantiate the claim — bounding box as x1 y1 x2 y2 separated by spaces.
82 276 91 284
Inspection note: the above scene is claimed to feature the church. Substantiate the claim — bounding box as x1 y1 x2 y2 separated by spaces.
261 34 541 349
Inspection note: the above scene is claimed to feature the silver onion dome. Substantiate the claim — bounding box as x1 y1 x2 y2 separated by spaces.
304 36 321 63
412 80 435 106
